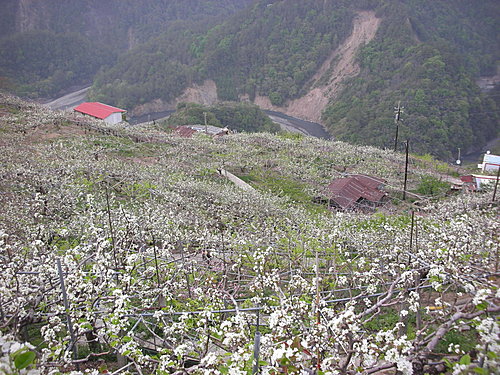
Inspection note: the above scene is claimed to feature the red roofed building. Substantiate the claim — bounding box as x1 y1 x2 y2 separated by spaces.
74 102 126 125
327 174 387 210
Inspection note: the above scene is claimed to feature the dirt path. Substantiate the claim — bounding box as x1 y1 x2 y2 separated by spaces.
254 11 381 123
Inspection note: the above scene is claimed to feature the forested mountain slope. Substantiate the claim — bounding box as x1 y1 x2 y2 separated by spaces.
322 0 500 158
88 0 498 159
0 0 253 97
1 0 499 159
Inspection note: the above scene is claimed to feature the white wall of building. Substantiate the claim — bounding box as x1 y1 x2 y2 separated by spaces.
104 112 124 125
472 174 499 190
479 153 500 172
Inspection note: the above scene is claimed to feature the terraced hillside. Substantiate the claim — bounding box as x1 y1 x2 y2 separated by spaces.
0 94 499 374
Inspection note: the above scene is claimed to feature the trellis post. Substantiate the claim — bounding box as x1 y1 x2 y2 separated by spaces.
252 308 261 375
57 258 78 363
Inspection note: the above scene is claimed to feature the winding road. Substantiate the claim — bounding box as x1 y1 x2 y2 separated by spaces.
43 88 330 138
265 110 330 139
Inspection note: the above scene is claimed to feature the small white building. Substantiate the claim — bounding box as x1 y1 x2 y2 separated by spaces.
74 102 126 125
478 152 500 173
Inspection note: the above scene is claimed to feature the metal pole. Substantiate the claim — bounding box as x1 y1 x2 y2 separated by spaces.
403 140 409 201
492 165 500 202
252 309 261 374
57 259 78 362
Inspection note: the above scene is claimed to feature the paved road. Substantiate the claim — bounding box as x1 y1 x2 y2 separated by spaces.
129 110 175 125
44 86 90 110
128 109 331 139
42 87 331 138
264 110 331 139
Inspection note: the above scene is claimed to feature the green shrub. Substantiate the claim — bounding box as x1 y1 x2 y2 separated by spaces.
415 175 449 196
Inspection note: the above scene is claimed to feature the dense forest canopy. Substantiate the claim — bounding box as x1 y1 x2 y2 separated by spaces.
83 0 500 159
165 102 281 133
0 0 498 159
0 0 253 97
89 0 359 107
322 0 499 158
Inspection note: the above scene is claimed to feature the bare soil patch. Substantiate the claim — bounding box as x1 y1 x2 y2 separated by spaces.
255 11 381 123
25 122 93 143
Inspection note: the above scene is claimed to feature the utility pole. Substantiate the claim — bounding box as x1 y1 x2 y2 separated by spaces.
492 165 500 202
403 139 409 201
204 112 208 134
394 101 403 152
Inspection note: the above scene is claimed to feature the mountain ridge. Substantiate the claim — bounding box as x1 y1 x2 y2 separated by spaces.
87 0 500 159
1 0 498 159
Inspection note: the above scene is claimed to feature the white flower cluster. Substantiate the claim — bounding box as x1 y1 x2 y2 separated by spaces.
0 333 39 375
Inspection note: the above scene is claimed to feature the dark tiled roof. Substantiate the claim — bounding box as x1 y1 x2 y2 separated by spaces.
175 126 197 137
327 175 386 209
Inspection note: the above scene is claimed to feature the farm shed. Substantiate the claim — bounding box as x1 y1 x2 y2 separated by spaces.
74 102 126 125
327 174 387 210
442 176 467 191
174 126 197 138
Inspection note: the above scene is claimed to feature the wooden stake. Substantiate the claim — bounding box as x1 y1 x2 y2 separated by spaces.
409 210 415 252
315 250 321 370
105 184 118 269
152 235 160 288
252 309 261 375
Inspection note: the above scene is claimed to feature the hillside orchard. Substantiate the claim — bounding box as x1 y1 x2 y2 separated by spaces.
0 95 498 374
